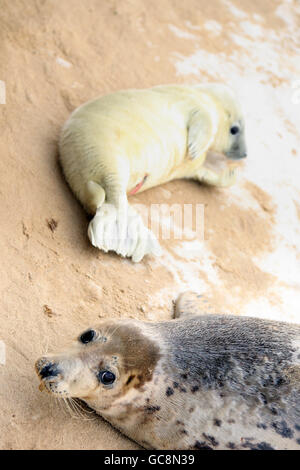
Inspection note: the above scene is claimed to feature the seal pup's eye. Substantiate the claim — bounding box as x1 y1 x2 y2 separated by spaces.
98 370 116 385
230 125 240 135
79 329 96 344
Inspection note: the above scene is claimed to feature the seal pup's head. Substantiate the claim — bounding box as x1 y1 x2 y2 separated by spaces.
35 319 161 414
196 83 247 161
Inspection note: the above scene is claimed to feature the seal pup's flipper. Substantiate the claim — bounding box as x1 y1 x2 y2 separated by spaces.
85 180 106 212
174 291 209 319
87 185 162 262
194 152 238 188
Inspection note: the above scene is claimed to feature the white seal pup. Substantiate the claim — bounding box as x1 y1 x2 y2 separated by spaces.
36 292 300 450
59 84 247 262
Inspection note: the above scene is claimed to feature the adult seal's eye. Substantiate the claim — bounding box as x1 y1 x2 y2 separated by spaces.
79 329 96 344
98 370 116 385
230 125 240 135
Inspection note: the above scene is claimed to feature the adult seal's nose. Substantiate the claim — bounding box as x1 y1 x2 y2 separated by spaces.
40 363 59 379
38 360 60 379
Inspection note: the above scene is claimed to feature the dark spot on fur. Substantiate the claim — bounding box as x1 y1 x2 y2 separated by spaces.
275 377 286 387
257 423 267 430
181 373 188 379
295 424 300 431
144 405 160 414
173 382 179 389
261 374 287 388
272 420 294 439
296 439 300 445
179 386 187 392
259 393 268 405
126 375 135 386
214 419 222 427
242 440 274 450
270 406 278 416
166 387 174 397
202 433 219 447
191 385 199 393
180 429 188 435
227 442 236 449
256 442 274 450
194 441 213 450
189 407 194 413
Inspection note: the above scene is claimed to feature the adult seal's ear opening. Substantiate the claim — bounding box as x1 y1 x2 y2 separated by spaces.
59 83 247 262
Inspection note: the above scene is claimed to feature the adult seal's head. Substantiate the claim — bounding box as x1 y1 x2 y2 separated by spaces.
35 319 161 412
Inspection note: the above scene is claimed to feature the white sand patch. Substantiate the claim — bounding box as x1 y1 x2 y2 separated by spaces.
185 20 201 31
276 0 300 30
203 20 223 35
242 288 300 324
56 57 72 68
150 239 221 312
239 21 264 38
252 13 264 23
223 0 248 19
168 24 198 40
254 243 300 286
223 183 266 212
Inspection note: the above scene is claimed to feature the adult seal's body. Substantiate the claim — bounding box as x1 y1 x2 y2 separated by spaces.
36 292 300 450
59 84 247 262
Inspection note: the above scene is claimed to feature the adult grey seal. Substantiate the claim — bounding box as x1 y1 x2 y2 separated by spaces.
35 292 299 450
59 84 247 262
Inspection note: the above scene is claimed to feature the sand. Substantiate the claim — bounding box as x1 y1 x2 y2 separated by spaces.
0 0 299 450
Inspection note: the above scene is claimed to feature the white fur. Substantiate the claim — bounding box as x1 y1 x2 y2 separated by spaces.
59 84 244 262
